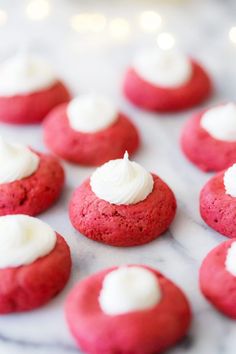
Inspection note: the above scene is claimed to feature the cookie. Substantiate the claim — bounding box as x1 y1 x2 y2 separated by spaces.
0 149 64 216
200 239 236 318
0 215 71 313
69 154 176 246
43 95 140 166
0 81 70 124
200 166 236 238
0 53 70 124
65 265 191 354
181 104 236 172
123 48 211 112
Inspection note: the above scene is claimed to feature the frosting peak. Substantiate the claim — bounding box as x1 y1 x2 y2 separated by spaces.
116 151 136 180
0 138 39 184
133 47 192 88
201 103 236 141
90 153 154 205
99 266 161 315
0 53 56 96
0 215 56 268
67 94 118 133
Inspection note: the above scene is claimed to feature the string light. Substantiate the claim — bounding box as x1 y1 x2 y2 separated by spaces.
157 32 175 50
109 18 130 40
70 14 93 33
26 0 50 21
70 13 106 33
90 14 107 33
229 27 236 44
0 9 7 26
139 11 162 32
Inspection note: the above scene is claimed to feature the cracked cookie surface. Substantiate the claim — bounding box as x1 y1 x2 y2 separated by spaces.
0 234 71 313
69 174 176 246
0 152 64 216
200 171 236 238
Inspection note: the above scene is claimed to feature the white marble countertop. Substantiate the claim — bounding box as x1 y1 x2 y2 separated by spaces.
0 0 236 353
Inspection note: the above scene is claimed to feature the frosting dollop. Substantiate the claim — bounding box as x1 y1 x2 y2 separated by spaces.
133 47 192 88
0 138 39 184
0 215 56 268
90 152 154 205
223 163 236 197
99 266 161 315
0 53 56 96
67 94 118 133
225 241 236 276
201 103 236 141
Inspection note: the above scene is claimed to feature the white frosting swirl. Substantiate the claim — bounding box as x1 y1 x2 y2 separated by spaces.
224 163 236 197
90 152 154 205
0 138 39 184
133 47 192 88
225 241 236 276
67 94 118 133
0 215 56 268
0 53 56 96
201 103 236 141
99 266 161 315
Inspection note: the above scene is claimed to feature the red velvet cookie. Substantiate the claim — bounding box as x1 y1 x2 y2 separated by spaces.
65 265 191 354
43 103 140 166
0 81 70 125
123 60 212 112
69 174 176 247
200 170 236 238
0 151 65 216
199 239 236 318
181 109 236 172
0 233 71 313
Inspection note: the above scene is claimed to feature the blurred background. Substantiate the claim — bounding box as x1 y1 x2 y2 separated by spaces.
0 0 235 101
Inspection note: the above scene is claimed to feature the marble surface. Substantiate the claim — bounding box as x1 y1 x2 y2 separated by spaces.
1 0 236 353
